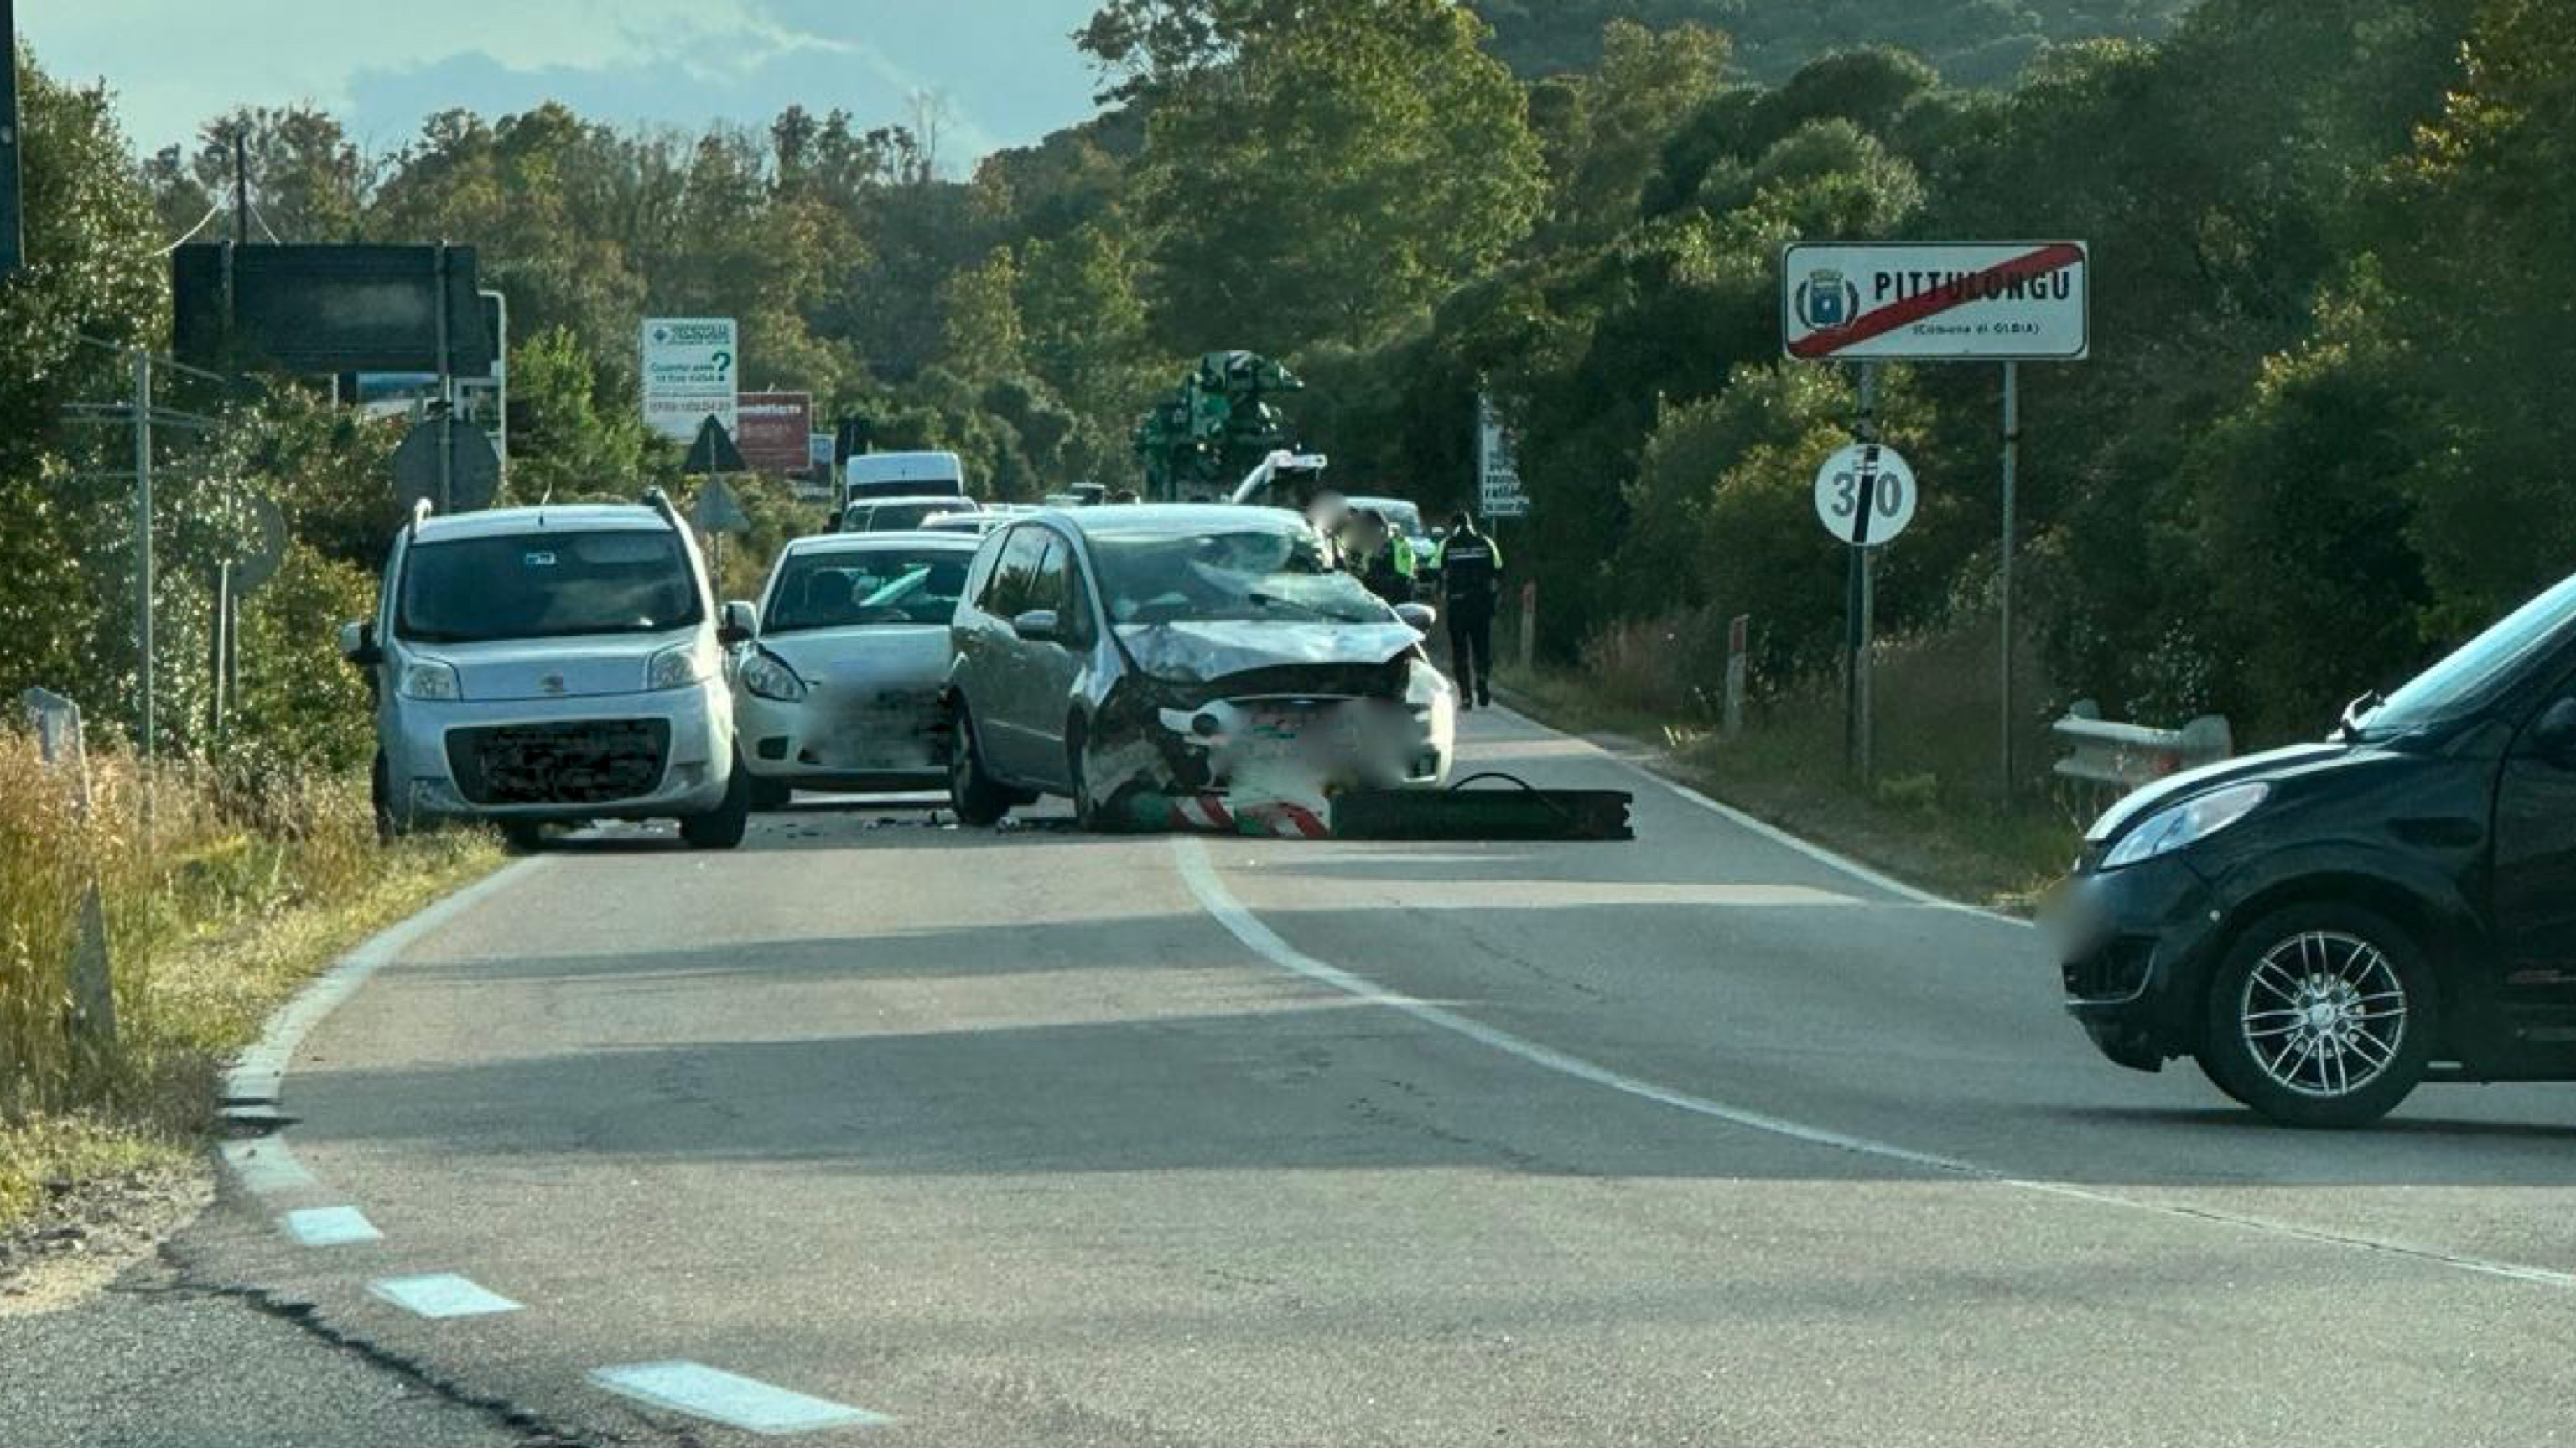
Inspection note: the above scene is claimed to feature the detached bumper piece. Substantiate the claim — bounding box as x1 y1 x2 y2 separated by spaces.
1330 773 1634 843
1121 792 1332 839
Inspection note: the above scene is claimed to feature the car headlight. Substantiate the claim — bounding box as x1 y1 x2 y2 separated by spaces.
739 650 808 703
397 659 460 700
646 644 712 692
2099 782 2270 870
1404 657 1454 714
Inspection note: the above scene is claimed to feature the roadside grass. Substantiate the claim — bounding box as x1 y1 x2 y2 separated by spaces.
1498 613 2088 911
1 734 499 1233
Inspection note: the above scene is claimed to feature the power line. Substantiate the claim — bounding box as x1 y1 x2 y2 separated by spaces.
151 195 228 257
247 198 283 245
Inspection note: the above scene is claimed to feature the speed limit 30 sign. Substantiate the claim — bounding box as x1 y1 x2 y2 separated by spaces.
1815 444 1917 548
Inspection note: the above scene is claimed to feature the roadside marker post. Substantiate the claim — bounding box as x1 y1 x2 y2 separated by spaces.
1784 241 2090 797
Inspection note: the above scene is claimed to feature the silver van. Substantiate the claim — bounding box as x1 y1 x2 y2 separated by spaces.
340 493 751 849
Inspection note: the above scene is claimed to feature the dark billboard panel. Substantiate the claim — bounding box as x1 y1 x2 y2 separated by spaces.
173 243 493 376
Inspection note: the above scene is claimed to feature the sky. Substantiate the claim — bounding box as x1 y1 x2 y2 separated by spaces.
16 0 1109 169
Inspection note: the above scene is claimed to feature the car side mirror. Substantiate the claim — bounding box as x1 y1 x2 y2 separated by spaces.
1011 609 1062 645
719 600 759 646
1396 602 1438 633
338 620 382 668
2531 698 2576 761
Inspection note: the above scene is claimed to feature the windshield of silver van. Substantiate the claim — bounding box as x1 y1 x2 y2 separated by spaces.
399 532 703 644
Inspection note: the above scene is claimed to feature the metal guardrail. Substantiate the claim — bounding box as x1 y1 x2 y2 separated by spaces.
2052 699 2233 791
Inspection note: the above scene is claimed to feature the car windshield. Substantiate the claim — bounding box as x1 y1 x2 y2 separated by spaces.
1089 526 1393 627
398 530 699 644
2358 574 2576 734
765 547 972 631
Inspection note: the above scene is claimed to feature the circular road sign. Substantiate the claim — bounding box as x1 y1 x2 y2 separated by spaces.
1814 443 1918 548
231 493 290 596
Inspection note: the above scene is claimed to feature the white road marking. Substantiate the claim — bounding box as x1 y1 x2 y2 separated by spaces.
1493 703 2038 930
1173 835 2576 1290
217 1138 318 1196
226 859 550 1112
368 1273 522 1319
591 1361 892 1435
280 1206 382 1248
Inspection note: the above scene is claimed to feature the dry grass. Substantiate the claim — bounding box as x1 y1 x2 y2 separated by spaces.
0 733 499 1230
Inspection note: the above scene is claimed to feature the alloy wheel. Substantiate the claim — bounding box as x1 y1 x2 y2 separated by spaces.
2237 930 2409 1099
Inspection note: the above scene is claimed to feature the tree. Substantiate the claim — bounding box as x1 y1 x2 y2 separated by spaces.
0 47 169 723
936 247 1028 381
1131 0 1546 354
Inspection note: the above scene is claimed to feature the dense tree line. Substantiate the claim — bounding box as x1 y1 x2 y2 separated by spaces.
3 0 2566 769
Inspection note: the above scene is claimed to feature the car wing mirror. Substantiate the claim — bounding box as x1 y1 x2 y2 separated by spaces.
338 620 382 667
1395 602 1438 633
719 600 760 646
1011 609 1062 645
2530 698 2576 761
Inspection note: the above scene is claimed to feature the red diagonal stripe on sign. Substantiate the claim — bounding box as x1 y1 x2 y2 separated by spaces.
1790 243 2084 360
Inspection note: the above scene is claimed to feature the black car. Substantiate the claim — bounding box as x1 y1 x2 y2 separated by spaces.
2051 573 2576 1127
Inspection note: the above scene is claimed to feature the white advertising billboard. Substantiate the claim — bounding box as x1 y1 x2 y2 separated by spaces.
641 317 739 441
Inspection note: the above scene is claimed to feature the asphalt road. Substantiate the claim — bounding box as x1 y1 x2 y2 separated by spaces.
55 708 2576 1445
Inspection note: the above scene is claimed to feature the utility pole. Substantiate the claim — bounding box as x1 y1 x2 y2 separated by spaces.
232 132 250 244
131 349 155 761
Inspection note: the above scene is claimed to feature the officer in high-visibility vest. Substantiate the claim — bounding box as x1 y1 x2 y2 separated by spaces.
1433 510 1502 709
1348 509 1416 607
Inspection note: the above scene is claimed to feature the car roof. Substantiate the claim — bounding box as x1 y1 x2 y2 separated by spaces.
410 504 666 542
846 495 980 509
782 530 979 556
1052 504 1306 537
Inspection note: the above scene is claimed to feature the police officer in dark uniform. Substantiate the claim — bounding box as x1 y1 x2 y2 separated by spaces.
1433 510 1502 709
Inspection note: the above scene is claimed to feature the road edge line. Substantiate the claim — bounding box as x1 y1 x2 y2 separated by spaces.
223 857 551 1116
1492 699 2035 930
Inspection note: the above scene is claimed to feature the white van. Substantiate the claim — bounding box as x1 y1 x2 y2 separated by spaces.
844 450 967 510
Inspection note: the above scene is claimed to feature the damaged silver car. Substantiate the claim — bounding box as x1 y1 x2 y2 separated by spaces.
945 506 1457 829
728 532 979 807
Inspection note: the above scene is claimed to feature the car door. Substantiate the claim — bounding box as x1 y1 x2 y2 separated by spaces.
971 525 1057 779
2493 664 2576 1014
1018 531 1098 791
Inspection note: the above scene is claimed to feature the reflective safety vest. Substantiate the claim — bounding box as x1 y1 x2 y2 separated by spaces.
1435 532 1501 612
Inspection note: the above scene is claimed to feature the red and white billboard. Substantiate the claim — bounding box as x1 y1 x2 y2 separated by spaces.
735 391 816 475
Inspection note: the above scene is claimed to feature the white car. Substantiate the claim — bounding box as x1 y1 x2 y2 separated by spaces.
728 532 982 806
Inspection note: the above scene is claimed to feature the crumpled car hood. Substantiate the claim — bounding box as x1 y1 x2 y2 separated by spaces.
1116 621 1418 682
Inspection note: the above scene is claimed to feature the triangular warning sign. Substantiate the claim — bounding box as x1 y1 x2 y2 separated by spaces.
684 415 747 475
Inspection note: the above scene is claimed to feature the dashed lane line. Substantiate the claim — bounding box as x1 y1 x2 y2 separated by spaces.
218 1138 319 1196
1172 834 2575 1290
368 1274 524 1320
591 1361 893 1435
280 1206 382 1248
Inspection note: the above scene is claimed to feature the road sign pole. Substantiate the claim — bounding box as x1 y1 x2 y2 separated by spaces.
434 243 454 512
1845 363 1879 781
2001 360 2020 799
207 562 231 740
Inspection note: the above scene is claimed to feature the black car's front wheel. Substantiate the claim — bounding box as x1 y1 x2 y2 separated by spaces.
2198 904 2434 1129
